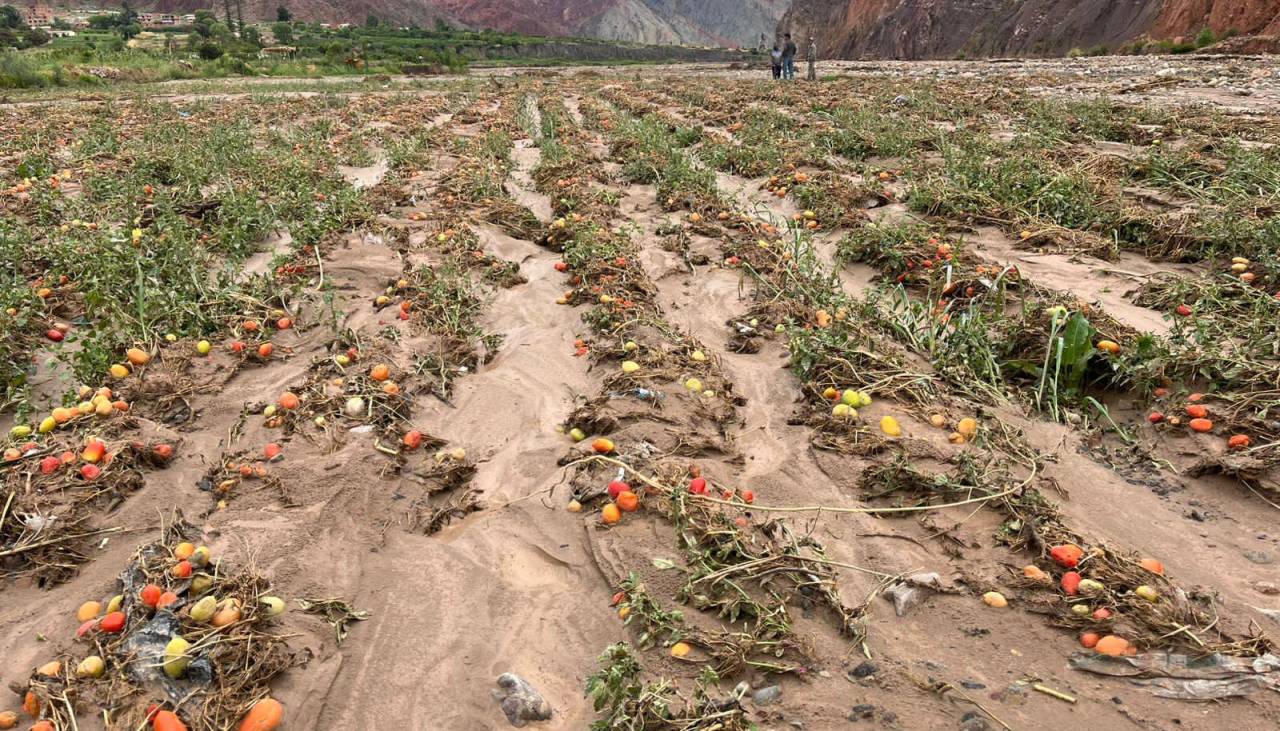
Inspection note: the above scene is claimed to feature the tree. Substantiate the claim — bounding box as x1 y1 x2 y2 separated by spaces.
0 5 21 30
120 22 141 39
270 21 291 44
24 27 49 46
197 40 223 59
234 0 244 34
220 0 235 34
365 13 378 28
119 0 138 27
276 5 290 22
241 25 261 47
193 10 216 38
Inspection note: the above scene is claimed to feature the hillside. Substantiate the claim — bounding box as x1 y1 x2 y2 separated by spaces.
780 0 1280 59
141 0 786 47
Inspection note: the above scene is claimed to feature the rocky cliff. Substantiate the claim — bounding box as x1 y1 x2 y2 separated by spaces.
432 0 787 47
144 0 785 47
780 0 1280 59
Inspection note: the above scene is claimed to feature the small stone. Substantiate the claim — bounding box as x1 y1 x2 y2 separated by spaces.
1245 550 1273 565
753 685 782 706
960 680 986 690
959 711 991 731
1188 510 1206 522
850 661 879 678
1254 581 1279 595
849 703 875 720
494 673 552 727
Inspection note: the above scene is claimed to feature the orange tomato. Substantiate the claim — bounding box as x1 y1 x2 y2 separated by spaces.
1185 404 1207 419
1138 558 1164 575
616 491 639 512
1188 418 1213 433
153 710 189 731
591 438 615 454
100 611 126 633
601 503 622 524
1080 632 1100 648
1094 635 1129 656
1022 565 1049 582
140 584 162 607
370 364 391 382
22 690 39 717
403 430 423 450
278 392 300 410
1227 434 1251 450
238 697 284 731
257 342 273 358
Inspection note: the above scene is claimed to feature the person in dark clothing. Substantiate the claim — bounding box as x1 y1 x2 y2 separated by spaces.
781 33 797 80
770 45 782 79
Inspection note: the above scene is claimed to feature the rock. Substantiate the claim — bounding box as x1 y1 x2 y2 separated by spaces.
884 572 945 616
849 703 876 720
493 673 552 727
849 660 879 678
885 583 921 616
959 711 991 731
1255 581 1279 595
753 685 783 706
1244 550 1273 565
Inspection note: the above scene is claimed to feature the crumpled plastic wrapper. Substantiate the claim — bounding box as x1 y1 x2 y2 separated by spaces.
1070 651 1280 699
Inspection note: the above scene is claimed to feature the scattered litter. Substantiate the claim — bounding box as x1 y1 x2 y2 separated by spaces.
298 597 371 645
1070 651 1280 699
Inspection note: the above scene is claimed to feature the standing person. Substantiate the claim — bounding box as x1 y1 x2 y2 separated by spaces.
806 36 817 80
770 44 782 79
782 33 797 80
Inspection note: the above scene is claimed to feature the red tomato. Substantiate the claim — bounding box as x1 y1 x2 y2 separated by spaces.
100 611 126 633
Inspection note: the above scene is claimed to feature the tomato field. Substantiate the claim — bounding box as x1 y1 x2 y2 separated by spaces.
2 59 1279 729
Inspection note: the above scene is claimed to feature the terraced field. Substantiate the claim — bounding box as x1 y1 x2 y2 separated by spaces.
2 61 1279 730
